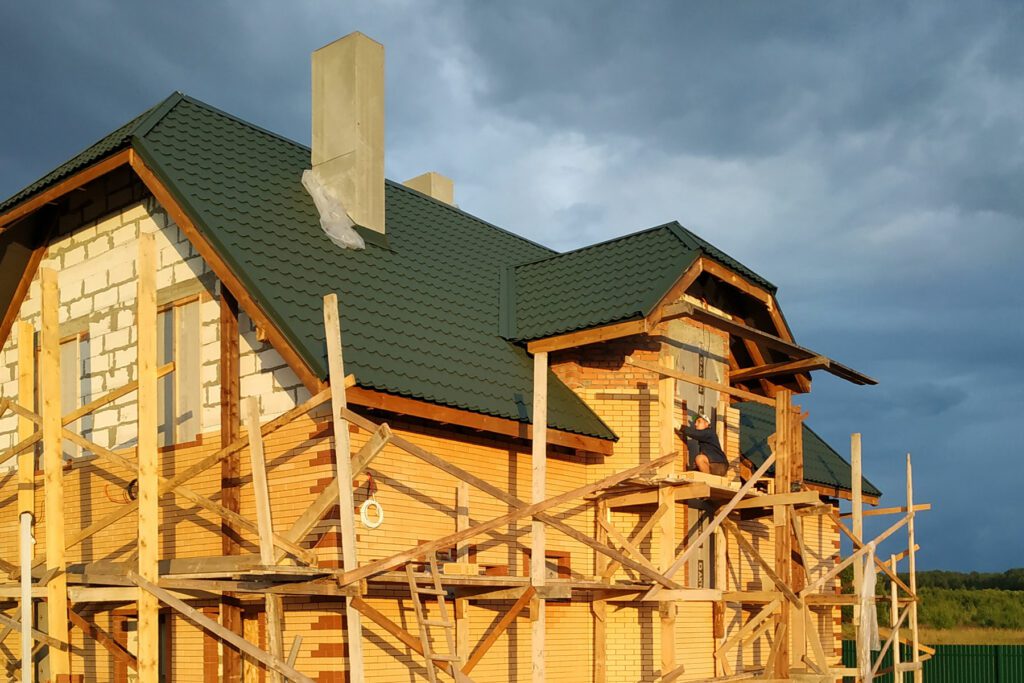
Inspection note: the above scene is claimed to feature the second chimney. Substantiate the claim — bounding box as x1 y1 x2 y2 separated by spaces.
311 32 385 234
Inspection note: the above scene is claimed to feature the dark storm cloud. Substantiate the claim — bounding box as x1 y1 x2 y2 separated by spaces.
1 1 1021 570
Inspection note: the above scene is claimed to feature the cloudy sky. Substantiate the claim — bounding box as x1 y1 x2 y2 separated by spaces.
2 1 1021 571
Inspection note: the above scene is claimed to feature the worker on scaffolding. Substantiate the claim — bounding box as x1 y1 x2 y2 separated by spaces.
678 412 729 476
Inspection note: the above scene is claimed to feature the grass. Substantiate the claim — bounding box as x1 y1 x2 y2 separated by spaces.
918 627 1024 645
842 624 1024 645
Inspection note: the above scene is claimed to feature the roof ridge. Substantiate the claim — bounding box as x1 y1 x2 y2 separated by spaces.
512 221 681 270
130 92 186 139
385 180 557 256
173 93 312 150
163 95 559 259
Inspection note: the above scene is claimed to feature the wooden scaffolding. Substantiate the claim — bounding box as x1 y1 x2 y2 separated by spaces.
0 235 929 683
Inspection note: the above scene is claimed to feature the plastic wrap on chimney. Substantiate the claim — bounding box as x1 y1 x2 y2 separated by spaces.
301 169 366 250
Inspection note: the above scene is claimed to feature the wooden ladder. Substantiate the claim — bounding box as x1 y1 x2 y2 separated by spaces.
405 551 471 683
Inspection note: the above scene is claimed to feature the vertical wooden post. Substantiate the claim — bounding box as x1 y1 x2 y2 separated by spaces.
40 267 71 677
246 395 285 683
890 555 903 683
220 286 243 682
531 350 548 683
246 397 275 566
713 525 727 676
137 232 160 681
658 485 676 675
265 595 285 683
851 433 866 682
773 388 792 678
17 320 35 516
906 454 921 683
790 406 806 664
658 351 676 475
323 293 365 683
17 320 35 683
455 483 470 662
593 499 607 683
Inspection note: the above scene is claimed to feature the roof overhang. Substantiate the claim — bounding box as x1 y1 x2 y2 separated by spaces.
526 256 876 387
0 146 616 455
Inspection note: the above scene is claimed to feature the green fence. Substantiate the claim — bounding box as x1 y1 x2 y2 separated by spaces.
842 641 1024 682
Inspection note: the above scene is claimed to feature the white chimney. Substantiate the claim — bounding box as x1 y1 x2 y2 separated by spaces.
403 172 455 205
311 32 385 235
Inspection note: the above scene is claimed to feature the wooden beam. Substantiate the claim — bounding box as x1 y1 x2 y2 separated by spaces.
277 418 388 561
658 484 676 675
265 594 286 683
907 454 921 683
0 208 55 351
602 482 710 510
57 390 332 561
697 258 774 308
658 352 677 476
772 389 792 678
800 514 911 597
531 350 547 683
349 597 452 676
731 491 820 511
596 517 659 575
716 599 780 661
40 267 71 676
340 408 677 589
16 319 34 682
338 451 679 588
0 149 131 228
0 362 177 474
602 505 667 581
593 499 608 683
323 293 365 683
464 586 535 674
245 397 276 566
647 257 704 322
68 608 138 672
219 284 244 681
130 151 323 394
0 612 68 652
128 570 314 683
648 452 777 596
526 318 649 354
661 302 877 386
728 356 830 383
721 520 801 608
625 357 775 407
51 425 316 566
137 231 160 681
346 386 613 455
840 504 930 519
826 509 914 597
16 320 34 517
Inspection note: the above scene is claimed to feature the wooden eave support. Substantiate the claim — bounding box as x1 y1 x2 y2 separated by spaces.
625 357 775 407
0 148 132 230
728 356 831 383
661 302 877 385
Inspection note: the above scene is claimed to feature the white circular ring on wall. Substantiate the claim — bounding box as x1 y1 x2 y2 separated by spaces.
360 499 384 529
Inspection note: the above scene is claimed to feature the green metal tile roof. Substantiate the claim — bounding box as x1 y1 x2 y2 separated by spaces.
507 222 775 341
736 401 882 497
127 94 615 440
0 93 786 444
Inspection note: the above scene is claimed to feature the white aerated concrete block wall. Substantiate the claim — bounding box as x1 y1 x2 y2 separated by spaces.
0 196 309 469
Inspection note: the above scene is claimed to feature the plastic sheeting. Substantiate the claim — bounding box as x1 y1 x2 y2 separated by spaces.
858 542 882 681
301 169 366 250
